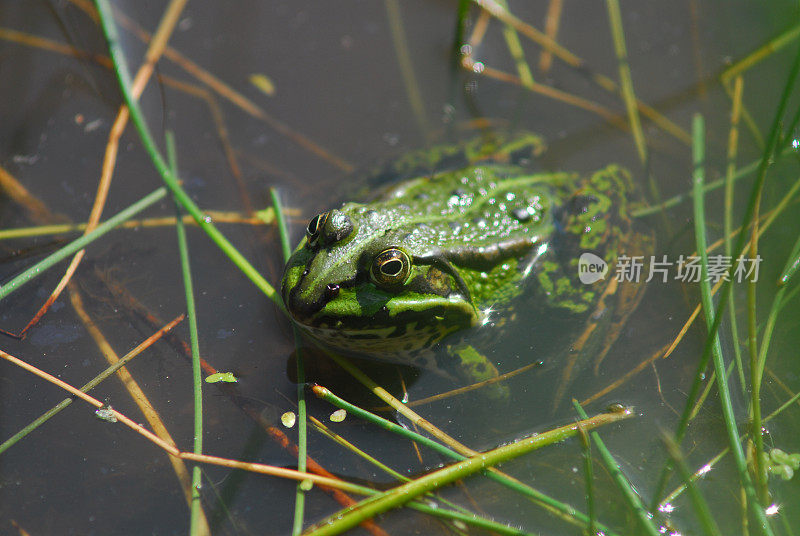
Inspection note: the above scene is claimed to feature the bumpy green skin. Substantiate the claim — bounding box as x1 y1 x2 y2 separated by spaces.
281 134 638 389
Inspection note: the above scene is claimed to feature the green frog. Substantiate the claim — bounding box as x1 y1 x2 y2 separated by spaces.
280 133 651 403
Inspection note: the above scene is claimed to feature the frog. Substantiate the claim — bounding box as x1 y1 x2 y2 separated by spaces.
280 132 652 405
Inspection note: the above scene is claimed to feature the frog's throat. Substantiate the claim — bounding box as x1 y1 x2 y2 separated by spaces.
299 297 479 360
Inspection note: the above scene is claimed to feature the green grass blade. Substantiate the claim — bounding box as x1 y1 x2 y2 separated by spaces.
167 132 205 535
270 188 308 535
721 22 800 82
496 0 535 87
630 146 794 218
303 403 630 536
661 433 723 536
573 401 661 536
648 114 727 507
312 385 626 536
690 114 773 536
0 316 181 455
653 34 800 526
385 0 431 140
0 187 167 301
576 423 597 536
724 76 747 396
777 233 800 286
605 0 647 164
270 188 294 262
92 0 283 312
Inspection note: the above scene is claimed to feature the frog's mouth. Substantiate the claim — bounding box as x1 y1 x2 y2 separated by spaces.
297 296 479 360
286 284 478 331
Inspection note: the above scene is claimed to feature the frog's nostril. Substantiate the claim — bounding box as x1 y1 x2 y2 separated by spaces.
325 283 340 299
285 285 330 325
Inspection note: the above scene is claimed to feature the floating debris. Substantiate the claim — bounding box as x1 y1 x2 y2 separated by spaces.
205 372 238 383
95 405 118 423
249 73 276 96
281 411 297 428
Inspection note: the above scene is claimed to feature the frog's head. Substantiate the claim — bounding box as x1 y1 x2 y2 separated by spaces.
281 206 479 359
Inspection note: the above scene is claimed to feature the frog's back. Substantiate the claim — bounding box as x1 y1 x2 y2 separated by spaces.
361 163 563 262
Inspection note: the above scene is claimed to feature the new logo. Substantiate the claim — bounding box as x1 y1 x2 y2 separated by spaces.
578 252 608 284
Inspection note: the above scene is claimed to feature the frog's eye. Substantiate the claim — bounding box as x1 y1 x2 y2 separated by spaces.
371 248 411 288
306 212 329 246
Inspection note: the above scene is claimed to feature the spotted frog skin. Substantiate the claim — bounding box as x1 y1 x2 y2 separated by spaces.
281 133 651 401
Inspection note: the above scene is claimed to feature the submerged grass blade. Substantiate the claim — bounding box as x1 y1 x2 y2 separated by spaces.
661 434 723 536
385 0 431 140
605 0 647 164
470 0 690 144
690 114 773 536
653 33 800 526
722 22 800 83
538 0 563 73
630 144 794 218
777 235 800 286
725 75 747 396
572 402 660 536
659 447 729 510
167 132 206 536
271 188 309 536
0 315 183 455
495 0 535 87
0 187 167 301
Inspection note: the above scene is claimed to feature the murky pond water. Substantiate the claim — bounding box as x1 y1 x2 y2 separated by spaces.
1 1 800 535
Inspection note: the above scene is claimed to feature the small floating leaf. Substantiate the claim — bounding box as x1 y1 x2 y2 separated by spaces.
249 73 276 96
255 207 275 225
281 411 297 428
299 479 313 491
770 448 800 469
205 372 238 384
95 405 118 423
769 463 794 481
329 409 346 422
762 448 800 480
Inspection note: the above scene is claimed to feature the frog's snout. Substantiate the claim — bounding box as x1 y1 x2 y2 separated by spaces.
283 278 338 326
283 286 314 324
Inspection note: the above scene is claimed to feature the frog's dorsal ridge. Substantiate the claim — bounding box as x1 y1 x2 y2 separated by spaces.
358 131 547 200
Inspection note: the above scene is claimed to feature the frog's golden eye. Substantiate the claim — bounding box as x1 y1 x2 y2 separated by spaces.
371 248 411 288
306 212 329 246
